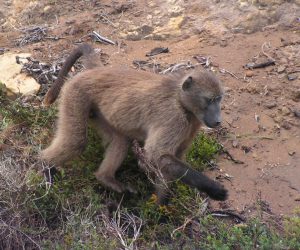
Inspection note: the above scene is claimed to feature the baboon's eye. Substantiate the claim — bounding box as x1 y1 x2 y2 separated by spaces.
205 97 213 104
206 96 222 105
214 96 222 102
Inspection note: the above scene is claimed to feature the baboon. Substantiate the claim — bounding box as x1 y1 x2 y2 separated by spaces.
41 44 227 204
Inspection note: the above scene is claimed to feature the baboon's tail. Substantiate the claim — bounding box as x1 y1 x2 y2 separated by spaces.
40 83 91 165
43 43 95 106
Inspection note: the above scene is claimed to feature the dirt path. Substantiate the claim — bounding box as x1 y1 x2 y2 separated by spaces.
1 0 299 216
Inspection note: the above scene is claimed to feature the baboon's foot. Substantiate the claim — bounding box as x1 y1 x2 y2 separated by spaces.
95 174 137 194
205 183 228 201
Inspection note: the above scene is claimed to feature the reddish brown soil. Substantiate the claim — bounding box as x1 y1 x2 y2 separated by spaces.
1 0 299 216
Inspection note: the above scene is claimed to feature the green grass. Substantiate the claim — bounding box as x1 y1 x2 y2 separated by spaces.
0 91 299 249
186 132 222 171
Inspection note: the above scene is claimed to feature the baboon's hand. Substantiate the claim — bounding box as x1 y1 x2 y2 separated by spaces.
205 183 228 201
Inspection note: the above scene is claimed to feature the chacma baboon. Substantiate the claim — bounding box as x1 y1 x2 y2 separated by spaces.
41 44 227 204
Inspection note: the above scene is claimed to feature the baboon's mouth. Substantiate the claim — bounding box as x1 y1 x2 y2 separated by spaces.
204 121 221 128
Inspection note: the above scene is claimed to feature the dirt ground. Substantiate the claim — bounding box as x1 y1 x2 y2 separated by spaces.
1 0 299 217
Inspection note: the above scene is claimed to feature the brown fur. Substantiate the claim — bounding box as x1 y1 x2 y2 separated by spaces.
41 46 227 202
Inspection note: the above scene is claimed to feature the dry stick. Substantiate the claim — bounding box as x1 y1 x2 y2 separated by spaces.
162 62 197 74
0 219 42 250
209 210 246 222
220 68 239 79
261 42 275 62
132 140 168 188
171 198 209 238
221 148 244 164
92 31 115 45
98 13 118 28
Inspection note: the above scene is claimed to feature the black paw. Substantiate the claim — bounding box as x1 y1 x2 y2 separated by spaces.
206 184 228 201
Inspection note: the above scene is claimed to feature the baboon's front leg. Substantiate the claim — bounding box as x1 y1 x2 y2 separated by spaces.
158 154 228 201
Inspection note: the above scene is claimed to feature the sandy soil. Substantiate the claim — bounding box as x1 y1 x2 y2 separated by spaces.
1 0 299 216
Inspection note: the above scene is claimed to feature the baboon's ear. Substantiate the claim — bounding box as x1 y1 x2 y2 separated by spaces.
182 76 193 91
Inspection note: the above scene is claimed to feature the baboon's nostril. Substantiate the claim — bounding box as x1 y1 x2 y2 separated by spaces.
215 121 221 127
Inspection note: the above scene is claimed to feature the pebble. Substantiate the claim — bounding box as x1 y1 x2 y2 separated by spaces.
43 5 51 13
232 140 239 148
281 120 291 130
294 110 300 118
264 102 277 109
287 74 298 81
292 89 300 102
277 65 286 73
245 70 254 77
281 107 290 116
273 115 283 123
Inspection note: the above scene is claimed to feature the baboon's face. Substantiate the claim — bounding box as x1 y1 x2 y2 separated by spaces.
202 96 222 128
180 74 223 128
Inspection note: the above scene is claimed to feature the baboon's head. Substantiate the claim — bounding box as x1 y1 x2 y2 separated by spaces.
179 71 224 128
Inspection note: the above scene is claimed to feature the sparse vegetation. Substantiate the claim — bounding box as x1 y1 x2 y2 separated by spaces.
0 92 299 249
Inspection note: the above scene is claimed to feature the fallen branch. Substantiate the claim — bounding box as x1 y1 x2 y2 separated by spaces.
209 210 246 222
92 31 115 45
161 62 196 74
193 55 211 67
261 42 275 62
221 148 244 164
220 68 239 79
245 60 275 69
16 26 48 46
146 47 169 57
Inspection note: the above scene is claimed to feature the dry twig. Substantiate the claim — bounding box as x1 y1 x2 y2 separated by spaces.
102 197 143 250
209 210 246 222
92 31 116 45
16 26 48 46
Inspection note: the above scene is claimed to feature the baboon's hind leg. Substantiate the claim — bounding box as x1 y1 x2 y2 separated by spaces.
95 134 135 193
40 85 90 165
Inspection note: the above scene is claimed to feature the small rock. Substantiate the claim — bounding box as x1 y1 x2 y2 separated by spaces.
43 5 51 13
288 151 295 156
292 89 300 102
232 140 239 148
279 57 288 64
0 53 40 96
245 70 254 77
273 115 283 123
244 84 260 94
287 74 298 81
241 145 251 154
281 107 290 116
264 102 277 109
220 40 228 47
281 120 291 130
294 110 300 118
146 47 169 57
245 62 255 69
277 65 286 73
